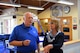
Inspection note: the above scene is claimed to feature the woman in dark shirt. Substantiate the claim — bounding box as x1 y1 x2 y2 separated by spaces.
43 19 64 53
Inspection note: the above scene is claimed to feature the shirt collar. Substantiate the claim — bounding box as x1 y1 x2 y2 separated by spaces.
49 30 61 37
21 23 32 29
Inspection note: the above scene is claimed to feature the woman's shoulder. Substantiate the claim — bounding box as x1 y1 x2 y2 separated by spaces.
59 32 64 35
58 32 64 37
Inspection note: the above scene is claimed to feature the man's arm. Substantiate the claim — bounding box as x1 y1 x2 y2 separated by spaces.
9 40 31 46
9 40 23 46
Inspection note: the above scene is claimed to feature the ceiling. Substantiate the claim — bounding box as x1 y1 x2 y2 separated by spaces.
0 0 55 15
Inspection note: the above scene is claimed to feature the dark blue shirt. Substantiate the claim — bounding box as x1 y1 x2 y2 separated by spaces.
9 23 39 53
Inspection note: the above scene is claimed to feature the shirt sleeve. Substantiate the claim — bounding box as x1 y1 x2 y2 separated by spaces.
9 27 17 42
53 32 64 48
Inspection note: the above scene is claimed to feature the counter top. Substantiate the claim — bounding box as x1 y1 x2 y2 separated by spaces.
64 40 80 46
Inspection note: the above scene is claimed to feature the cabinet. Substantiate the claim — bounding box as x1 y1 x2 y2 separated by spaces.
60 16 72 41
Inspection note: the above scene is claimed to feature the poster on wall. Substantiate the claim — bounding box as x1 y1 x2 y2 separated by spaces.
73 24 77 30
73 17 77 30
73 17 77 24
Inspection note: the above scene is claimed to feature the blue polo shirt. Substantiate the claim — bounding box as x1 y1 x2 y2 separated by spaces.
9 23 39 53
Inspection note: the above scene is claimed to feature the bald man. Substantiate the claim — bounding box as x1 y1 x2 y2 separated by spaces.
9 12 40 53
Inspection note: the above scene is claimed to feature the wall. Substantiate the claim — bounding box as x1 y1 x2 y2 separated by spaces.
62 0 78 40
77 0 80 40
38 0 79 40
38 8 51 19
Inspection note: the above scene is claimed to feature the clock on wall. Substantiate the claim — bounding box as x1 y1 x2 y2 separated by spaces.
51 6 62 17
52 8 59 17
64 5 71 14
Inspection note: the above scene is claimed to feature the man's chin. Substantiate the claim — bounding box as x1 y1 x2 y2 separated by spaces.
28 24 32 26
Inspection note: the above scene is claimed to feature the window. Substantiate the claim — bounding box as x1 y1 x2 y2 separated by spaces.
0 16 17 34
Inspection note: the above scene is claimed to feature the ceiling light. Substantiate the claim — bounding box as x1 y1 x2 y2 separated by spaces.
28 6 44 10
43 0 74 5
0 2 21 7
57 0 74 5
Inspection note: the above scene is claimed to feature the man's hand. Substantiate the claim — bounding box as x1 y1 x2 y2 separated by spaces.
23 40 31 46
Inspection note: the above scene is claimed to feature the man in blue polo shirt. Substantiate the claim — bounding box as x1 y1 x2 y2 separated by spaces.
9 12 40 53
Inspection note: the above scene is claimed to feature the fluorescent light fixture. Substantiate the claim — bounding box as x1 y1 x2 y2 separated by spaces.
57 0 74 5
28 6 44 10
43 0 74 5
0 2 21 7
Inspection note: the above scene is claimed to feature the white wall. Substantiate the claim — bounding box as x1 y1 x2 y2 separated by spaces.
77 0 80 40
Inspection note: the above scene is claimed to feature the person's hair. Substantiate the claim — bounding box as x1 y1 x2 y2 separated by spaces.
23 12 33 18
50 19 59 31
